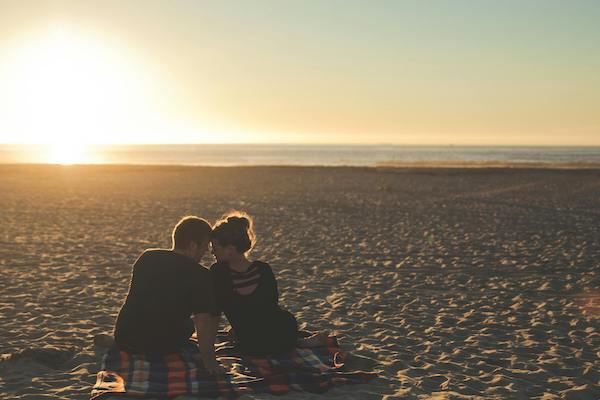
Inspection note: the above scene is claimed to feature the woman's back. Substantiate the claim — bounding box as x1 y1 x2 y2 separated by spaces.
211 261 297 355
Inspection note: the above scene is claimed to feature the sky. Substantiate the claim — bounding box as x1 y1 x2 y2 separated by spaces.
0 0 599 145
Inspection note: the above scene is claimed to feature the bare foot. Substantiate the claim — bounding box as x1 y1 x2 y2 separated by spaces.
297 332 328 348
93 333 115 348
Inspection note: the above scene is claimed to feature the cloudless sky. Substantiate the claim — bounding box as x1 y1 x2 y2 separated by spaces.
0 0 599 145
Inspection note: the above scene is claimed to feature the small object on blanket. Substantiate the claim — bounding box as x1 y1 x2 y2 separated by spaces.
91 331 376 399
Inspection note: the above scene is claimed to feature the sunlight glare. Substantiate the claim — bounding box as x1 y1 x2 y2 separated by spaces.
46 142 89 165
0 25 176 147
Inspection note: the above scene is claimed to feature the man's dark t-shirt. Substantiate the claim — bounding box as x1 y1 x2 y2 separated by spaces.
114 249 216 354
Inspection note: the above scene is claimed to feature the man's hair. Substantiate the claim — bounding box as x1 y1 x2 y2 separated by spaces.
172 216 212 250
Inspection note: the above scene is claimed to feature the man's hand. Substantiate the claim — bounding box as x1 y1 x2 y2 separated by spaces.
193 313 223 375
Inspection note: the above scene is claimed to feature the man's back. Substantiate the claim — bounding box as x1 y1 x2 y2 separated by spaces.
114 249 215 354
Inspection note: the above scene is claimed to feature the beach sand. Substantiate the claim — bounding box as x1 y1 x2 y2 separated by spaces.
0 164 598 399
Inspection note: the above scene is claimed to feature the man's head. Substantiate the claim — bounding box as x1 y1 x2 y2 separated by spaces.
172 216 212 262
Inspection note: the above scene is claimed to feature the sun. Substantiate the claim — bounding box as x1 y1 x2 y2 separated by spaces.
0 25 176 151
46 142 89 165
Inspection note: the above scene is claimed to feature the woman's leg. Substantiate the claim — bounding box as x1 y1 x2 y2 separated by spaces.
240 310 298 356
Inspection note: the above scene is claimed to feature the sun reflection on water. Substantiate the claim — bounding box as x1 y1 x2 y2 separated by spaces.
46 142 89 165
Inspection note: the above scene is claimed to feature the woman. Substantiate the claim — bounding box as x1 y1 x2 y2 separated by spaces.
210 212 326 356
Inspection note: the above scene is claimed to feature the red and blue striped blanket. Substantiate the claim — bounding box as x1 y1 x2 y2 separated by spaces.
91 332 375 399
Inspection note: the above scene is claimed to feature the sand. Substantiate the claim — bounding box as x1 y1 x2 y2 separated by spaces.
0 164 598 399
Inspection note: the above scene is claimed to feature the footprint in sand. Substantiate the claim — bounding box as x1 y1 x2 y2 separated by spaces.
2 346 75 370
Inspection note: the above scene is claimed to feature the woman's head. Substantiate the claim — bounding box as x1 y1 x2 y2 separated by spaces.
211 211 255 263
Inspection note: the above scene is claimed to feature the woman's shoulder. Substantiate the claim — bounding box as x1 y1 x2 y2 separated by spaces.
211 260 272 275
252 260 273 273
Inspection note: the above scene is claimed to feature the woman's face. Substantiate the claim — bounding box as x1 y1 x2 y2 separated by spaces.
211 240 234 263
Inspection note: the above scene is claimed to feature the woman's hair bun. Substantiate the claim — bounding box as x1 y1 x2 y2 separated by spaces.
227 216 249 229
212 211 255 254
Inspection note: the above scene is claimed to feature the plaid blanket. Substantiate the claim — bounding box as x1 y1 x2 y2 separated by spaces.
91 332 375 399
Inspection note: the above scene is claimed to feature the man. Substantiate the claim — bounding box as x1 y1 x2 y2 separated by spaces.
113 216 221 373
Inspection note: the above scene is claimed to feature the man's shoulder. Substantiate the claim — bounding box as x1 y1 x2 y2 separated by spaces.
136 249 197 269
210 262 227 273
194 264 211 277
136 248 171 263
140 248 170 257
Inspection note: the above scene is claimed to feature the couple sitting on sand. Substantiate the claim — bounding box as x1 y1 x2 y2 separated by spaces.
112 212 327 374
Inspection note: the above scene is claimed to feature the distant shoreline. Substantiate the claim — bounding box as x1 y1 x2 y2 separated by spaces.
2 144 599 166
1 162 600 170
375 161 600 169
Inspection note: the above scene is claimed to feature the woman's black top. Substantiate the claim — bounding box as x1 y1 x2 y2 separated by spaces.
211 261 298 356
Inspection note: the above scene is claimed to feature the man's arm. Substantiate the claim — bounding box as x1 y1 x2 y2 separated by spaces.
193 313 222 374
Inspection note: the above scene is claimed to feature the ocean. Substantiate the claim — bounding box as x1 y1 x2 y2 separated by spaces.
0 144 599 166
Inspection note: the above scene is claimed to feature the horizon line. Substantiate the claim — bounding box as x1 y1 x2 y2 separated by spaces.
1 143 600 147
